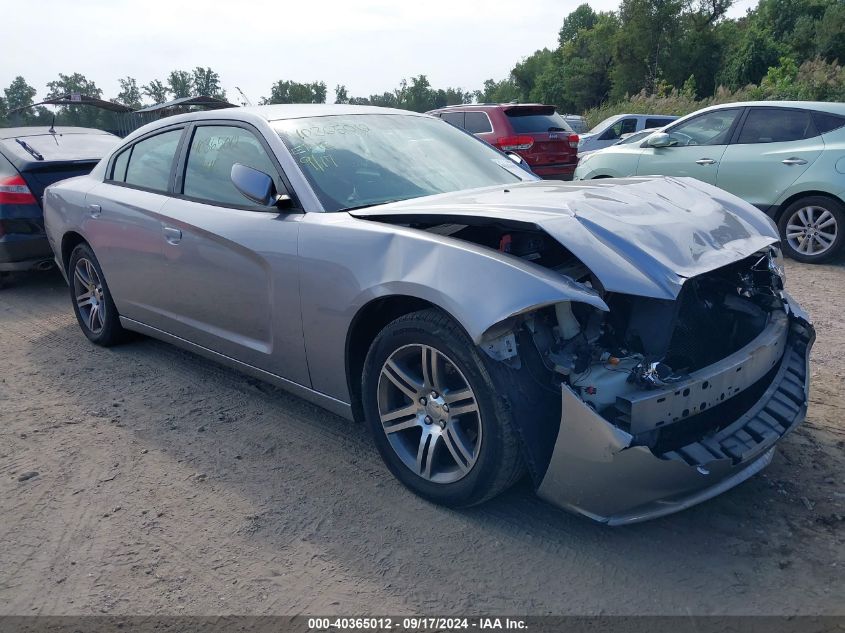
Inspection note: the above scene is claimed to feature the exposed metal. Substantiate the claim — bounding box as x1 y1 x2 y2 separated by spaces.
617 309 788 434
537 303 813 525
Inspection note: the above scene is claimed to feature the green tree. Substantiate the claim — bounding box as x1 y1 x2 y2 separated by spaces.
192 67 226 99
166 70 193 99
558 3 599 44
611 0 688 100
4 76 38 121
115 76 142 108
511 48 555 100
474 78 520 103
45 72 104 126
142 79 168 104
334 84 349 104
263 80 327 104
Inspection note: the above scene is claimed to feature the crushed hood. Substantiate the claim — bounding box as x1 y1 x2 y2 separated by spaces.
349 177 779 300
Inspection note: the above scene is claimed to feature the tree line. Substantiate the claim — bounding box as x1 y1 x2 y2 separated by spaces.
1 0 843 129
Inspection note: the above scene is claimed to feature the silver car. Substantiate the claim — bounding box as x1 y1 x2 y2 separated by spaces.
43 105 814 525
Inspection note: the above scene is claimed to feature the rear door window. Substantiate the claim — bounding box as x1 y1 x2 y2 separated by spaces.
645 117 675 129
464 112 493 134
122 129 183 192
813 111 845 134
440 112 465 128
736 108 817 144
182 125 279 207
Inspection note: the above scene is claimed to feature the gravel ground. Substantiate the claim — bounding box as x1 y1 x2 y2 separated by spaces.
0 260 842 616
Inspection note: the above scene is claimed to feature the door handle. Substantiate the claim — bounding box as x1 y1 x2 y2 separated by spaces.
162 226 182 244
695 158 717 165
87 203 101 218
782 157 808 166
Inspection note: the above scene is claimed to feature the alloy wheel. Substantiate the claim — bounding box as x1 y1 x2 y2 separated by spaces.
785 205 838 256
73 257 106 334
377 344 482 484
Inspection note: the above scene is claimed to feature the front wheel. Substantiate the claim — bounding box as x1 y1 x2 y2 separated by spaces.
68 243 128 346
778 196 844 264
362 309 524 507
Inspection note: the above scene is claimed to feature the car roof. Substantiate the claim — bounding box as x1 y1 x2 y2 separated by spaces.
688 101 845 116
0 126 114 140
118 104 433 144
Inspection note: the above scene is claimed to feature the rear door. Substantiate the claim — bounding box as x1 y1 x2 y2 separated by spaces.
154 122 309 386
84 127 185 326
637 108 743 184
502 106 577 169
716 107 824 208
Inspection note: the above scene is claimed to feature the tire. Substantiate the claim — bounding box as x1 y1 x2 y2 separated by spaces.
362 308 524 507
68 243 128 346
778 195 844 264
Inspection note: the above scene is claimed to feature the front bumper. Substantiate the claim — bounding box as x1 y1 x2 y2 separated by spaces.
536 297 814 525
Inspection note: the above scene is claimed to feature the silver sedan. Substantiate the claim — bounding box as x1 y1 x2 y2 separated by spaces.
44 105 814 524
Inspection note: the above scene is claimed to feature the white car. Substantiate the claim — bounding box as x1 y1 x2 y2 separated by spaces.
578 114 678 154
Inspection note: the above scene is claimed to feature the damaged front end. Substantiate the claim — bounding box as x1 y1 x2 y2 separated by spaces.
513 249 815 524
351 179 813 523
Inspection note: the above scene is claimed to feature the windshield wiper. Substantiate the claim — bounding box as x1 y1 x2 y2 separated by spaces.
15 139 44 161
548 126 568 132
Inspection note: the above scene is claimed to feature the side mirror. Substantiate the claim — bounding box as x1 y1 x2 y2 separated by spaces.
231 163 291 208
645 132 673 148
505 151 525 165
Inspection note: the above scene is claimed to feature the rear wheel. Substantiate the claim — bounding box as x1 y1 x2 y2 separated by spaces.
362 309 524 507
778 196 844 264
68 243 127 346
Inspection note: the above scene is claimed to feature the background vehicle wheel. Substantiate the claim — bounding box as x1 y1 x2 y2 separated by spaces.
68 243 127 346
778 196 844 264
362 308 524 507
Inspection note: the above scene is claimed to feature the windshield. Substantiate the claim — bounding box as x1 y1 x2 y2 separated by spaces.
587 115 622 135
273 114 530 211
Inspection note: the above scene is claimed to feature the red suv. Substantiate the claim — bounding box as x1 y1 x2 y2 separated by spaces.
427 103 579 180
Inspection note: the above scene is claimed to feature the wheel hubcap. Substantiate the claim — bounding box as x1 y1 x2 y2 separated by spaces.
73 258 106 334
786 206 838 256
377 344 481 483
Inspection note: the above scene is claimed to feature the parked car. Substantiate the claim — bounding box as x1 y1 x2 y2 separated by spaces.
578 114 679 154
574 101 845 263
427 103 580 180
0 126 119 281
579 127 663 158
562 114 588 134
44 105 814 524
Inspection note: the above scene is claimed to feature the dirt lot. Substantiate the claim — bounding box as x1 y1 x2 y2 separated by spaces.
0 260 843 616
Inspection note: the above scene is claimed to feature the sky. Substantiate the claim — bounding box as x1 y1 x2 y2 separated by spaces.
6 0 760 106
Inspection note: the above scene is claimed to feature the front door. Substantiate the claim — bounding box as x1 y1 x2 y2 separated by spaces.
637 108 743 185
154 123 310 386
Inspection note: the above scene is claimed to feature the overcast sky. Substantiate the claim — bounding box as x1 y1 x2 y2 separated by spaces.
7 0 759 105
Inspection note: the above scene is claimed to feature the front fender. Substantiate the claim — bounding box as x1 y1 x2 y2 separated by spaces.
299 214 606 403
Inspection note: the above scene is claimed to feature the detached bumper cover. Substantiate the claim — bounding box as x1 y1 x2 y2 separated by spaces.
536 297 814 525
